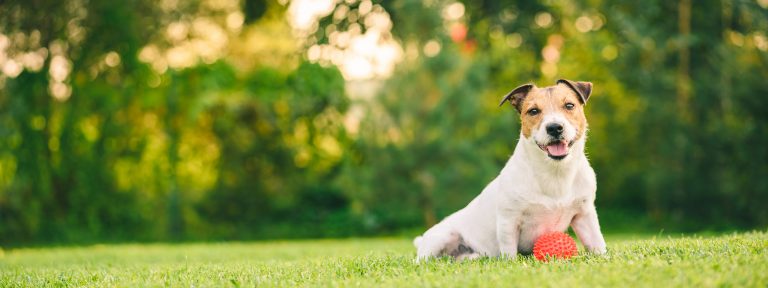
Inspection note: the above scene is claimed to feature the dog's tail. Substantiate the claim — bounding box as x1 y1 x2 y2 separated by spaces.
413 236 423 247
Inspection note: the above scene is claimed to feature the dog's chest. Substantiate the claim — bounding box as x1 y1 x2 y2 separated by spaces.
516 197 586 254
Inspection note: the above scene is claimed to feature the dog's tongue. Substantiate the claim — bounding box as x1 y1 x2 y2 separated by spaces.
546 142 568 156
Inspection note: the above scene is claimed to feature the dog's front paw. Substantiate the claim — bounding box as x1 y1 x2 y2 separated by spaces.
588 245 607 255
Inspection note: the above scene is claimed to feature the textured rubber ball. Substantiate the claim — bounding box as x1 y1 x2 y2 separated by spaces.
533 232 578 261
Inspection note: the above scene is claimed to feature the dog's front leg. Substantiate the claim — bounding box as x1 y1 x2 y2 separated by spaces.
496 213 520 259
570 208 607 254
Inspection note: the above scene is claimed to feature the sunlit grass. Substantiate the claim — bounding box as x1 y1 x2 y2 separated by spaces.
1 232 766 287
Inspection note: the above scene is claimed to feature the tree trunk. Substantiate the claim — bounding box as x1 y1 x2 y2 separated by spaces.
677 0 692 119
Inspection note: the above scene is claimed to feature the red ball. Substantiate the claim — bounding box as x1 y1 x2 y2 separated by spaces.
533 232 578 261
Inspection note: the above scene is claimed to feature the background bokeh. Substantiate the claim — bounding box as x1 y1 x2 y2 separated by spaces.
1 0 767 245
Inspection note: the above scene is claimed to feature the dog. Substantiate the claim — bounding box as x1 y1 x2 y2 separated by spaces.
413 79 607 261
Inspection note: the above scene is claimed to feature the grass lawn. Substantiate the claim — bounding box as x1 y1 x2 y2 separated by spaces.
1 231 766 287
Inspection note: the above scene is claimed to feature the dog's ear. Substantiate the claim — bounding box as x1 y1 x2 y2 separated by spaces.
557 79 592 105
499 83 534 113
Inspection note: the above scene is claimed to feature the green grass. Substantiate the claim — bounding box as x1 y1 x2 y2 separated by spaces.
1 231 766 287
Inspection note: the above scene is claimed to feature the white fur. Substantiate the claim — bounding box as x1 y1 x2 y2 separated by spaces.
414 115 607 262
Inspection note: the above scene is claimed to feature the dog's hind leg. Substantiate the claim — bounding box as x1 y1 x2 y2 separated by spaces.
414 229 462 263
447 235 479 261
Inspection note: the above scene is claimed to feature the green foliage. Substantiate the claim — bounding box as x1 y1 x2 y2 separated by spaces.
335 0 768 233
195 62 353 240
338 46 503 231
0 0 767 245
1 232 767 286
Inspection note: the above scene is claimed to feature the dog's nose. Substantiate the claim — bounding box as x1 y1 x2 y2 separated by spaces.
546 123 564 137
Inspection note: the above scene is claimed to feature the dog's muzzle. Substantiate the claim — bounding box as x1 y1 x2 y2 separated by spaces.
538 140 569 160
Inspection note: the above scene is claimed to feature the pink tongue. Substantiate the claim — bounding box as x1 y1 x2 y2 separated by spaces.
546 142 568 156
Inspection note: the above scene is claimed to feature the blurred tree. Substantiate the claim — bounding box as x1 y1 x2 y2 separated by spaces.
196 61 351 239
0 0 159 242
0 0 353 244
333 0 511 232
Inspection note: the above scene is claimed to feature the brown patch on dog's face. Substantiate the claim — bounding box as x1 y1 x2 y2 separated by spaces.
518 87 545 138
519 85 587 140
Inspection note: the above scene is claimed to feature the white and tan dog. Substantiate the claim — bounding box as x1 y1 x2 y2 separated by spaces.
414 79 607 261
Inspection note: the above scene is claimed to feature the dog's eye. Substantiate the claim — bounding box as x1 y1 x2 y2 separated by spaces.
564 103 575 110
527 108 540 116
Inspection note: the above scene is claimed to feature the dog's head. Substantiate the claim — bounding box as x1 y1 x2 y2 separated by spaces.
499 79 592 161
